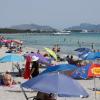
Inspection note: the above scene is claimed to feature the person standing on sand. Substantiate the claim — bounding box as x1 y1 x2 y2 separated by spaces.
30 56 39 78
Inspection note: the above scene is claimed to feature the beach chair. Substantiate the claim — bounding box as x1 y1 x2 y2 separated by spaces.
21 87 35 100
21 87 56 100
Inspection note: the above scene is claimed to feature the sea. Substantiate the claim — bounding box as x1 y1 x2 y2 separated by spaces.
1 32 100 54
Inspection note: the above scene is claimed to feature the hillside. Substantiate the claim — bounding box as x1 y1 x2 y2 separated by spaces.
64 23 100 32
10 24 57 32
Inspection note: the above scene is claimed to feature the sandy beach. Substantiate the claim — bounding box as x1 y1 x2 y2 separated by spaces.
0 46 100 100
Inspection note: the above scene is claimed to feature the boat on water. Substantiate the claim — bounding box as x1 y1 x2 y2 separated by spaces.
53 31 71 35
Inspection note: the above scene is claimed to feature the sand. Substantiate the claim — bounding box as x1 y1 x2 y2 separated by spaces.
0 46 100 100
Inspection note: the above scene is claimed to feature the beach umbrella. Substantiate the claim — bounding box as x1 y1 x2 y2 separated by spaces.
27 53 50 64
0 54 24 72
0 54 24 62
11 40 23 45
78 51 90 58
80 52 100 60
71 64 91 79
21 72 89 98
71 63 100 79
41 64 77 76
44 47 57 61
0 39 12 43
74 47 91 52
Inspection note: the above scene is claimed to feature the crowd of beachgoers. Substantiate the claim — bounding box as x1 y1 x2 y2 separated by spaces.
0 35 100 100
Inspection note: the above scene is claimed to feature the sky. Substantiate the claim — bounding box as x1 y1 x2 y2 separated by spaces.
0 0 100 29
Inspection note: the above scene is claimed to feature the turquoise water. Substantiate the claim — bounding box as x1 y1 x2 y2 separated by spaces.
1 32 100 54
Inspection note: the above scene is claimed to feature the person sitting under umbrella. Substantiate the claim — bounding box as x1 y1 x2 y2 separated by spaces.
35 91 56 100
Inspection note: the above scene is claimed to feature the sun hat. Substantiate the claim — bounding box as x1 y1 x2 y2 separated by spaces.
32 56 39 61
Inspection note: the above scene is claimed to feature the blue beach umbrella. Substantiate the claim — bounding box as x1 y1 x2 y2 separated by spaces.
71 64 91 79
0 54 24 62
0 54 24 72
74 47 91 52
21 72 89 97
80 52 100 60
41 64 77 76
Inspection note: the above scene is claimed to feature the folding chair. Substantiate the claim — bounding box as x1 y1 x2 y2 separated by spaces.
21 87 56 100
21 87 36 100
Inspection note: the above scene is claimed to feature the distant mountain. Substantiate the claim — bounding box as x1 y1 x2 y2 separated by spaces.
10 24 57 32
64 23 100 32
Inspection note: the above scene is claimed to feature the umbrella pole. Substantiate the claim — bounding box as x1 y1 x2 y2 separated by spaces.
93 76 97 100
12 62 15 79
56 93 58 100
92 63 97 100
12 62 14 73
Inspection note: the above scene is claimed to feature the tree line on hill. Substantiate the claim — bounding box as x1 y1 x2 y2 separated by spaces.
0 28 57 34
